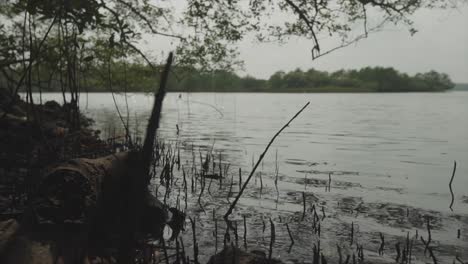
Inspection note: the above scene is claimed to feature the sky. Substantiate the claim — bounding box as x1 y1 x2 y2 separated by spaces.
143 3 468 83
235 6 468 83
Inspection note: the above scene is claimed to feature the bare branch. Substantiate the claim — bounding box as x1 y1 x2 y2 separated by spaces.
224 102 310 219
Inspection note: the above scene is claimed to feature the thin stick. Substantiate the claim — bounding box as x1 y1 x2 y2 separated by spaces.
189 217 198 264
224 102 310 219
275 149 279 197
286 223 295 245
239 168 242 190
427 246 438 264
449 161 457 211
378 232 385 255
425 218 432 255
269 218 276 260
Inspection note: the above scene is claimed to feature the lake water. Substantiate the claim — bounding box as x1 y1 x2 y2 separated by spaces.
35 92 468 263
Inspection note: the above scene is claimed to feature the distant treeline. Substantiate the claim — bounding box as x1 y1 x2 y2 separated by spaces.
453 83 468 91
165 67 455 93
1 62 455 93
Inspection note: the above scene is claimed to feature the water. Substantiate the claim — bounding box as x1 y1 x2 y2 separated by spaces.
35 92 468 263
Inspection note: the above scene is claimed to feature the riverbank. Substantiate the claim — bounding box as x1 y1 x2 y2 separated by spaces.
0 90 286 264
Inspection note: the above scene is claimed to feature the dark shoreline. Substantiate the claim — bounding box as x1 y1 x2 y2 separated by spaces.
24 89 461 94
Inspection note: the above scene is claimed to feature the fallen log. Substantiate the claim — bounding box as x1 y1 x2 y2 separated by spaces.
0 151 184 263
32 151 170 238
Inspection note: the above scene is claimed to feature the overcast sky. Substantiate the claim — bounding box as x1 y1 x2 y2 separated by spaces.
236 6 468 82
144 4 468 83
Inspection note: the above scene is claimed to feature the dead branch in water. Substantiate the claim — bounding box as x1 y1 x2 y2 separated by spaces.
118 52 173 263
224 102 310 219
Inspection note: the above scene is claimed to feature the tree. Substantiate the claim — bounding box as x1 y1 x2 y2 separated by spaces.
0 0 461 117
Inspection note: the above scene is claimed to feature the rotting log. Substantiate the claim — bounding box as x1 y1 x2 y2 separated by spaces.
33 152 128 225
0 151 180 264
32 152 170 237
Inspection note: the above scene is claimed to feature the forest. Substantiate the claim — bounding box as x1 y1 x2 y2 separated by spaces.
1 62 455 93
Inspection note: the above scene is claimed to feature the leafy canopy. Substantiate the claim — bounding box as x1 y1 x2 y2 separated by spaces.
0 0 460 72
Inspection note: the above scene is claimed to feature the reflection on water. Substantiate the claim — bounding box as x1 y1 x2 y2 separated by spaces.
36 92 468 263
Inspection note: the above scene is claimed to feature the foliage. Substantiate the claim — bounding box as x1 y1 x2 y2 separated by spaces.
5 63 453 93
0 0 461 100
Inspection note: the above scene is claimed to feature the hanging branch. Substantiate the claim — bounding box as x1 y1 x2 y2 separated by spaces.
224 102 310 219
284 0 320 58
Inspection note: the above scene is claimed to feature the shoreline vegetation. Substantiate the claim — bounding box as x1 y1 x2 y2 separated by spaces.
0 0 465 262
3 65 456 94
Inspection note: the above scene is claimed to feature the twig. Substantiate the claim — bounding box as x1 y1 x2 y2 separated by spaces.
286 223 295 245
224 102 310 219
239 168 242 190
378 232 385 255
189 217 199 264
269 218 276 260
275 149 279 197
425 218 432 255
427 246 438 264
449 161 457 211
